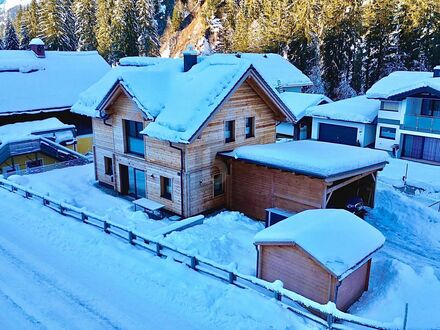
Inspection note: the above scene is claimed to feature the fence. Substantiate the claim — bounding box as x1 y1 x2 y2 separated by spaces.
0 177 407 330
3 158 90 178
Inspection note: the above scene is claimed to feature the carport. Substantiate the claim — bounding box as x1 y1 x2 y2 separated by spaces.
219 140 388 220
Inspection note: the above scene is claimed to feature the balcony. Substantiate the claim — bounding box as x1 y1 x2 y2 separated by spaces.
402 114 440 134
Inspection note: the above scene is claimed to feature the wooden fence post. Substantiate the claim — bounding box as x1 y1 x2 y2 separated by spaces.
402 303 408 330
128 231 136 245
103 221 110 234
81 212 88 223
156 243 162 256
60 205 65 215
25 191 31 198
228 272 235 284
190 256 197 269
273 290 281 301
42 197 49 206
327 313 333 329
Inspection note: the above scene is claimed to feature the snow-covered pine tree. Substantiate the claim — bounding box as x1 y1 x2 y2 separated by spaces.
39 0 66 50
73 0 97 51
4 17 20 50
60 0 77 50
27 0 40 39
19 11 32 49
335 73 357 100
95 0 113 59
136 0 159 56
111 0 139 61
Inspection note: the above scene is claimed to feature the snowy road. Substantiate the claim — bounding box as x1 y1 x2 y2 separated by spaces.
0 188 317 330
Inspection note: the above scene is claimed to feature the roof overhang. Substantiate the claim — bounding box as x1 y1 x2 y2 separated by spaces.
0 106 71 117
375 86 440 101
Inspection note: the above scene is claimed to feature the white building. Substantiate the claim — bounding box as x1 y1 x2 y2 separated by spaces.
367 67 440 163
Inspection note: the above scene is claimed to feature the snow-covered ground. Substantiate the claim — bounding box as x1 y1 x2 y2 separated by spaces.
8 164 173 235
5 159 440 328
0 188 317 329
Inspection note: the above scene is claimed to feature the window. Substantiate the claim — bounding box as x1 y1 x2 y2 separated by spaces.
160 176 172 200
124 120 144 156
421 99 440 117
26 159 43 169
245 117 255 139
381 101 399 112
379 126 396 140
224 120 235 143
104 156 113 176
213 174 224 197
403 135 440 163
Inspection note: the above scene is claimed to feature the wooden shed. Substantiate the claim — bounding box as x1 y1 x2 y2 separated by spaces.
254 209 385 312
219 140 389 220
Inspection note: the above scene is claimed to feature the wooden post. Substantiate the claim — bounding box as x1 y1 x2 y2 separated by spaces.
81 212 88 223
42 197 49 206
60 205 65 215
155 243 162 256
190 256 197 269
402 303 409 330
326 313 333 329
228 272 235 284
103 221 110 234
128 231 136 245
273 290 281 301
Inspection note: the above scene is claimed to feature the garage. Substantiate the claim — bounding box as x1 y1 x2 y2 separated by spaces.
318 123 358 146
219 140 388 220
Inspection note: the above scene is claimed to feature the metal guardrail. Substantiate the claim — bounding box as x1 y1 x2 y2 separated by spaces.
3 158 90 178
0 178 406 330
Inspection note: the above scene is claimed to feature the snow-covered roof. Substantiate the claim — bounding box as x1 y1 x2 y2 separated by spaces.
366 71 440 100
254 209 385 279
0 50 110 115
224 140 389 179
0 118 75 144
72 53 308 143
309 95 380 124
278 92 331 120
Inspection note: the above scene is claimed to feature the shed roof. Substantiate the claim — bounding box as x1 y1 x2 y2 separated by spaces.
308 95 379 124
278 92 331 120
366 71 440 100
72 54 309 143
221 140 389 180
0 50 110 115
254 209 385 279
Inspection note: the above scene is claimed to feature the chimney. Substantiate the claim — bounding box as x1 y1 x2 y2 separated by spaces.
29 38 45 58
183 45 198 72
434 65 440 78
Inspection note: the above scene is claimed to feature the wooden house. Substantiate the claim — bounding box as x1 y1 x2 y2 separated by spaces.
0 38 110 155
254 209 385 311
73 52 387 219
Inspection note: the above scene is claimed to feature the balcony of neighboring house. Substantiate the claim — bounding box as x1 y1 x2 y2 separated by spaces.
402 97 440 134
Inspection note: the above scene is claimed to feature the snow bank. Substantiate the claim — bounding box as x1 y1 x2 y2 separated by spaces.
230 140 389 178
255 209 385 278
278 92 331 120
0 50 110 114
163 211 264 275
308 95 380 123
367 71 440 99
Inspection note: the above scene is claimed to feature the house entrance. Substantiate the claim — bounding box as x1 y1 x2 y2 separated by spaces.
119 165 146 199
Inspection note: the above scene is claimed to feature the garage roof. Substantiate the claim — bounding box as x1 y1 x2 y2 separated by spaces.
220 140 389 180
254 209 385 279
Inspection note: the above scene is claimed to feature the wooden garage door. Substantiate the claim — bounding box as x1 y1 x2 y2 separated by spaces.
318 123 358 146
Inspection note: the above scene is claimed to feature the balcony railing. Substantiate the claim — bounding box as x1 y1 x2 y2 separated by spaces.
402 114 440 134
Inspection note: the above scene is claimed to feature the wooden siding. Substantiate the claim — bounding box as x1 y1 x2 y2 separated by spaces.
228 161 327 220
336 260 371 311
92 118 113 150
94 146 115 187
259 245 332 304
183 81 280 216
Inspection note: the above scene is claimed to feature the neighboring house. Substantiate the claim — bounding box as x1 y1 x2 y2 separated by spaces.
0 118 88 176
308 95 380 147
367 67 440 164
276 92 332 140
0 38 111 155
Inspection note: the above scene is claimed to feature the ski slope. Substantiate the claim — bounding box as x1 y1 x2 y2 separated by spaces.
0 188 317 330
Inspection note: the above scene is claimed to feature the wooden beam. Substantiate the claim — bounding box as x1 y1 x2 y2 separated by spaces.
273 192 322 209
326 171 374 195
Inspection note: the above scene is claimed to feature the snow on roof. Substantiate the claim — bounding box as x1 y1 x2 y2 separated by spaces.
366 71 440 99
254 209 385 278
0 118 74 144
29 38 44 46
308 95 380 123
278 92 331 120
227 140 389 179
73 53 311 143
0 50 110 115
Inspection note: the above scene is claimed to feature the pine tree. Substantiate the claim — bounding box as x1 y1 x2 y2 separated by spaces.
95 0 114 60
136 0 159 56
73 0 97 50
111 0 139 61
27 0 40 39
39 0 66 50
61 0 77 50
19 11 32 49
4 17 20 50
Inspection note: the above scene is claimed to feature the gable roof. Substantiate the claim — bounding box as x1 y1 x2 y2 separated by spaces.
0 50 110 116
308 95 380 124
278 92 332 120
72 54 305 144
254 209 385 279
366 71 440 100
